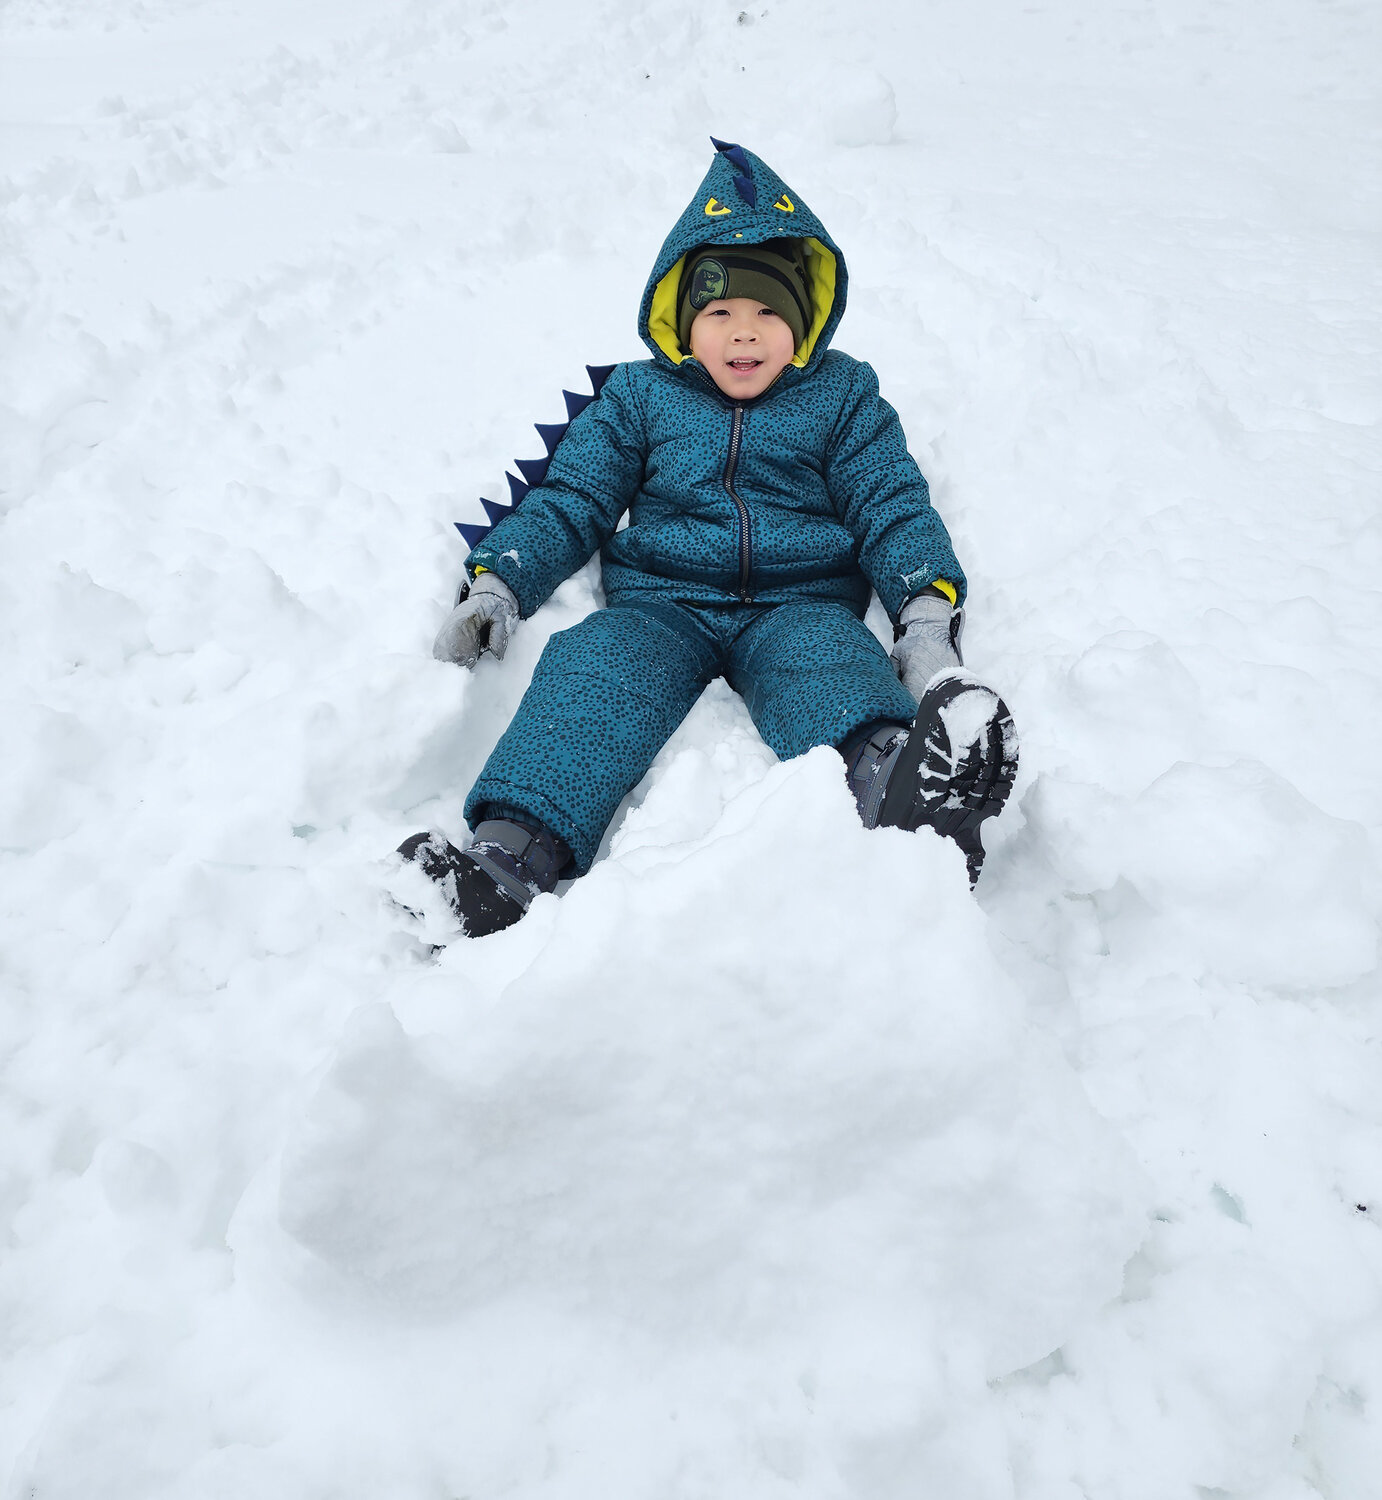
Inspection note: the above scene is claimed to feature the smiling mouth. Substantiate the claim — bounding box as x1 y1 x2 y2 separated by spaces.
727 358 762 370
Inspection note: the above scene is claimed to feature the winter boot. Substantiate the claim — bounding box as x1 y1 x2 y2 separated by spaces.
394 816 570 937
844 671 1019 884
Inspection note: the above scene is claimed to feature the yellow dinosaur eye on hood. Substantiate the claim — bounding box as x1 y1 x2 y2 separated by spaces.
774 194 795 212
704 197 731 217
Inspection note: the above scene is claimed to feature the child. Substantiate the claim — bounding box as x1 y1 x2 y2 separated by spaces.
398 139 1018 937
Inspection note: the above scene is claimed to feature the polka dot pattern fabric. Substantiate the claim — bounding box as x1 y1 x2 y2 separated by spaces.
464 595 917 873
464 351 967 626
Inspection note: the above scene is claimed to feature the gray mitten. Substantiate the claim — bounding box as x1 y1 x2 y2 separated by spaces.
890 592 963 700
432 572 519 668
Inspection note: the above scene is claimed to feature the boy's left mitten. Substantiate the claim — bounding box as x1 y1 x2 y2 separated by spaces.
891 592 963 699
432 572 519 668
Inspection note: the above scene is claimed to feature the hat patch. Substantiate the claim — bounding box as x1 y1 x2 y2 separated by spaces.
689 258 729 310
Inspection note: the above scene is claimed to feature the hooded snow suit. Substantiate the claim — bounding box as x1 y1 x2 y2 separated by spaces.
460 141 966 873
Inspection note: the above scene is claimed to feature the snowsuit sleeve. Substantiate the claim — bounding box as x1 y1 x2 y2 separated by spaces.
823 360 967 616
464 365 646 618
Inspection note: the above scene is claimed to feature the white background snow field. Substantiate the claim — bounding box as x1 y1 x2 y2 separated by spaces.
1 0 1379 1496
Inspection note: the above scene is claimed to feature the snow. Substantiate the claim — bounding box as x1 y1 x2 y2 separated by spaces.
2 0 1379 1496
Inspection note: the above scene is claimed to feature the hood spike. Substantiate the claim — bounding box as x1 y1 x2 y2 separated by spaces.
709 136 756 206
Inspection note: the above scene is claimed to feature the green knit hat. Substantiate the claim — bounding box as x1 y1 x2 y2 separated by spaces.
677 237 812 352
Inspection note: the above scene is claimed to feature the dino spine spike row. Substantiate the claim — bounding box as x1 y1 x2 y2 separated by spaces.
454 362 609 549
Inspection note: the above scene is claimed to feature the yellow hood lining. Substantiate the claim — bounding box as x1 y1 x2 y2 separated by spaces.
792 238 837 367
647 254 688 364
646 237 838 369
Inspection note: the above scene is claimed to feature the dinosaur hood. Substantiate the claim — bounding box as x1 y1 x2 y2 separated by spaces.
638 138 848 380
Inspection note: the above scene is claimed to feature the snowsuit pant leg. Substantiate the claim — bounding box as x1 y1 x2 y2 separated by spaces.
726 599 917 759
464 599 718 874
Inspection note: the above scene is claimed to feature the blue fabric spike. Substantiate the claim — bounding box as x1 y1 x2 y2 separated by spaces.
455 521 490 547
563 388 595 421
535 421 567 456
516 455 550 488
481 496 512 526
505 471 530 506
709 136 757 206
586 363 617 394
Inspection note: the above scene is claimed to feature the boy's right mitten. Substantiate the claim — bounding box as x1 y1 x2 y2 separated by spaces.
432 572 519 668
890 591 963 700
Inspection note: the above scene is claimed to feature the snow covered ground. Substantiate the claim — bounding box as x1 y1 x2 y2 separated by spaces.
2 0 1379 1494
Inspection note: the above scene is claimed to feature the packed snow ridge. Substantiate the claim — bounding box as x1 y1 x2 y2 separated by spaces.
1 1 1379 1497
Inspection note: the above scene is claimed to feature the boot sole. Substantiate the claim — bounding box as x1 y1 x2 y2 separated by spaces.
876 673 1019 883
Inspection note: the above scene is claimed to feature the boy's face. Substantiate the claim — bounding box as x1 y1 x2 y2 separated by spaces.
688 297 797 400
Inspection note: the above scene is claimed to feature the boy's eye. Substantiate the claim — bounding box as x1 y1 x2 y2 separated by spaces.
758 307 779 316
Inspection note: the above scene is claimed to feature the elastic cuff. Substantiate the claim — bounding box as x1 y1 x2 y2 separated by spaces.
467 787 592 874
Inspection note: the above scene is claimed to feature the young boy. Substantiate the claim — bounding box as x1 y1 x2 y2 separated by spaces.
398 139 1018 937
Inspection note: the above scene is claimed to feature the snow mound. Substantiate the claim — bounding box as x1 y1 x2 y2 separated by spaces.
271 752 1143 1491
286 756 1142 1356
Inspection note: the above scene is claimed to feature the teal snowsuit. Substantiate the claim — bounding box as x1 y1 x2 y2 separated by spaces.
461 142 966 872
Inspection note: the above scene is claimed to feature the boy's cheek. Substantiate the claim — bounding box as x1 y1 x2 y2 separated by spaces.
688 328 719 365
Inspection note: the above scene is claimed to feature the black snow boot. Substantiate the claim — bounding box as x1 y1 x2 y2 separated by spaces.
394 816 571 937
844 672 1019 885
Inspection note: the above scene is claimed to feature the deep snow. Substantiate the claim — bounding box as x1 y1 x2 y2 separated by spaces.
2 1 1380 1496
